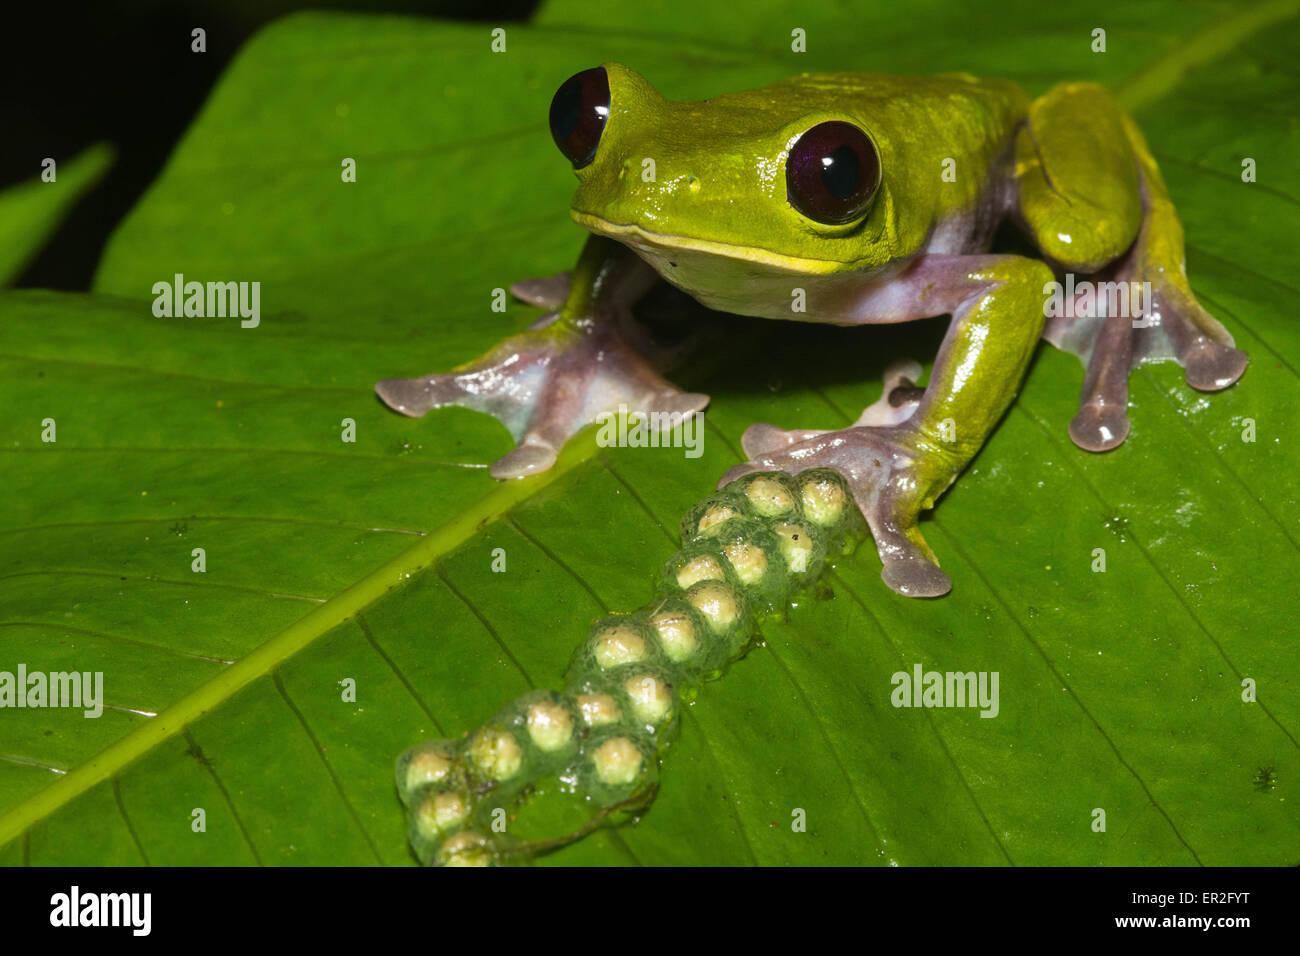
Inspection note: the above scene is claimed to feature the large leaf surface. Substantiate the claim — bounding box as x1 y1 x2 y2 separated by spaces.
1 0 1296 865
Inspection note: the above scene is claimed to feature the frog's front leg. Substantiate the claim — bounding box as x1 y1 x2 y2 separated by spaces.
723 254 1051 598
376 236 708 478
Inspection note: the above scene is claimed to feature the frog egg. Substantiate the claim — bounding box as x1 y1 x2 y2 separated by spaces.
576 692 622 727
736 473 798 518
624 672 674 726
412 789 471 841
648 605 701 662
697 504 741 535
658 542 732 597
721 538 769 586
590 736 645 787
436 830 495 867
526 699 574 753
469 726 524 781
772 522 817 574
686 579 741 632
675 553 727 589
797 469 850 527
680 491 752 542
709 519 787 603
586 618 650 670
395 740 459 805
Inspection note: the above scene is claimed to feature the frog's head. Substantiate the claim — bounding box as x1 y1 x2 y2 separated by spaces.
548 63 898 311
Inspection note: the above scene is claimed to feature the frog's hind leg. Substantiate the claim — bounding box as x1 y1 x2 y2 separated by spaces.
740 359 924 458
1115 111 1249 389
855 359 927 426
1016 83 1247 452
1046 259 1139 451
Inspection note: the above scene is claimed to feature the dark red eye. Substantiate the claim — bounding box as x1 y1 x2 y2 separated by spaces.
786 121 880 225
550 67 610 169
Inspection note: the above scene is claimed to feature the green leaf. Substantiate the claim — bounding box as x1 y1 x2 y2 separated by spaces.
0 145 113 286
2 0 1296 865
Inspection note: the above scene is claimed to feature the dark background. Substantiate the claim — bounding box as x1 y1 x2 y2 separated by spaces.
2 0 536 291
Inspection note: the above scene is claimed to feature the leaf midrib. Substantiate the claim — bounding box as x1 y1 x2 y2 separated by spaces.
0 430 600 846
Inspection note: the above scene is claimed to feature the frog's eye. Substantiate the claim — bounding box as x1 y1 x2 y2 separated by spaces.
786 121 880 225
550 67 610 169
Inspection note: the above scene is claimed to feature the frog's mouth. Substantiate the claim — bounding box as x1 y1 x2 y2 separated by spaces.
572 210 846 276
570 208 886 324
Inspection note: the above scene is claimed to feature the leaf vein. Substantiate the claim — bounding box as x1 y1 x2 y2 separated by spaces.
356 613 444 736
0 569 326 604
0 621 232 666
271 671 385 865
183 728 263 866
1010 404 1300 752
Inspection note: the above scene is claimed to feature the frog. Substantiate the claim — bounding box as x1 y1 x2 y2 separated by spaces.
377 64 1247 598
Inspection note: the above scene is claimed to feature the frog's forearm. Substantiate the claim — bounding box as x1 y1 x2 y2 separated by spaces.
721 253 1051 598
554 234 656 328
395 469 863 866
829 252 1051 480
903 255 1051 471
506 233 650 321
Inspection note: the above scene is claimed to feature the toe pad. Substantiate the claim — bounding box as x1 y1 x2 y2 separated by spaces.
1069 402 1131 452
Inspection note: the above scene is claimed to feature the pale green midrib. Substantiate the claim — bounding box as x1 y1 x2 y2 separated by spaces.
3 0 1292 853
1114 0 1299 112
0 430 599 849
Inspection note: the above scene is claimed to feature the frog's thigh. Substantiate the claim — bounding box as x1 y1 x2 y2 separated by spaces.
1015 82 1143 273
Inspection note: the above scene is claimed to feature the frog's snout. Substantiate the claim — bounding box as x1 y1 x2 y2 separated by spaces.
616 155 703 195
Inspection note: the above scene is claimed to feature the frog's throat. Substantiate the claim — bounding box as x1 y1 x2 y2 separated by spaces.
571 210 851 276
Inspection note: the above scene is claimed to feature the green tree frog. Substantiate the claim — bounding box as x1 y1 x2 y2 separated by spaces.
377 65 1247 598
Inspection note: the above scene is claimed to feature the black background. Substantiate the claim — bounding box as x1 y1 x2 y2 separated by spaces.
3 866 1291 939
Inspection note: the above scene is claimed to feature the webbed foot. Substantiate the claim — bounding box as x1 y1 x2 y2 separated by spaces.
376 318 708 479
720 362 952 598
376 240 708 479
1045 255 1249 454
